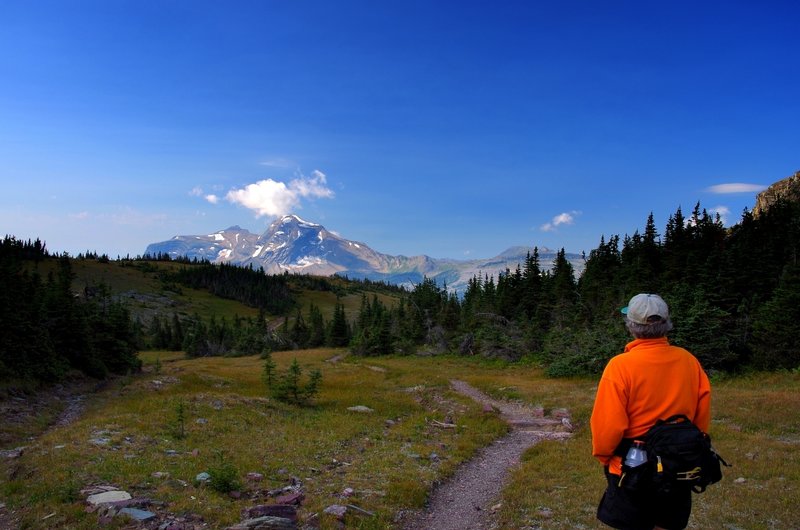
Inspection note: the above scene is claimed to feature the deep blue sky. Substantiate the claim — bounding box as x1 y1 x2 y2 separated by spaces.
1 1 797 260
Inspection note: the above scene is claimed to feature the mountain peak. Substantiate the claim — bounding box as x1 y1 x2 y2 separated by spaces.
276 214 319 228
145 216 585 293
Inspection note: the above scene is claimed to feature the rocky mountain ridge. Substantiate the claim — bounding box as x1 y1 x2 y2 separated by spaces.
145 215 583 293
753 170 800 218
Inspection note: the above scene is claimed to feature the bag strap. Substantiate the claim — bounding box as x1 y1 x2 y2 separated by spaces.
655 414 693 426
613 437 634 457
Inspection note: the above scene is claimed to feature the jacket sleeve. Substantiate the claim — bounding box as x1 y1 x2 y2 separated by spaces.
693 364 712 432
590 361 629 465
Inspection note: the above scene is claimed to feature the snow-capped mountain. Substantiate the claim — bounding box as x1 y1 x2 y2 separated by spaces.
144 214 583 292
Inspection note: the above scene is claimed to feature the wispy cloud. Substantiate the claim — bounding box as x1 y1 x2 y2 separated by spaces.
706 183 767 194
226 170 334 217
205 194 219 204
259 158 293 168
69 211 90 220
540 210 581 232
189 186 204 197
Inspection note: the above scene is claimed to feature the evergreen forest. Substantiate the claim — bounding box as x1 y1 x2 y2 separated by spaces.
2 196 799 386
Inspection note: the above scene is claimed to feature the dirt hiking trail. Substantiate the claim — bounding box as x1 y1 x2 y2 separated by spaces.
399 380 573 530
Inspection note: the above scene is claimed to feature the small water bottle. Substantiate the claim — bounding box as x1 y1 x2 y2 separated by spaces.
625 440 648 467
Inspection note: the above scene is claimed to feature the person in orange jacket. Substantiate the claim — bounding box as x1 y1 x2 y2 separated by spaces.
591 293 711 530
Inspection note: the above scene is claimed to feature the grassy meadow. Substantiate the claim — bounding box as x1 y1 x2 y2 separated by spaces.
1 350 798 529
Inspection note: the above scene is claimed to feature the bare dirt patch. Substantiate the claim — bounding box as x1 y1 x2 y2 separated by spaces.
398 380 572 530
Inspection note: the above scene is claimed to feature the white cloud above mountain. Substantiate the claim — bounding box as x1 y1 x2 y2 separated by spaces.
225 170 334 217
540 211 581 232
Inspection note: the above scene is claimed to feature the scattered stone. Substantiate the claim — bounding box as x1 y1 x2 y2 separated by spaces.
429 452 440 461
550 408 570 419
54 444 66 450
247 472 265 482
323 504 347 520
482 403 495 413
537 507 554 519
745 452 758 460
734 477 747 484
159 522 191 530
0 446 26 458
341 487 354 497
212 400 224 410
86 490 132 505
81 485 122 496
196 472 211 482
120 507 157 521
165 449 179 457
89 437 111 446
164 478 189 489
191 448 200 457
229 490 242 499
385 419 396 427
152 471 170 479
274 492 304 506
226 515 296 529
347 405 373 413
242 504 298 521
490 503 502 513
196 418 208 424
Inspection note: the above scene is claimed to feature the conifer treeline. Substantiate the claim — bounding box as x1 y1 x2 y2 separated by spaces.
3 196 798 383
340 201 800 373
0 237 141 383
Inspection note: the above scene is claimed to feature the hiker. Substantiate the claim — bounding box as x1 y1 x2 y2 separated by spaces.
590 293 712 530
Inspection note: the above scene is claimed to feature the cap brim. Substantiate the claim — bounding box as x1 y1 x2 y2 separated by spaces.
620 306 629 315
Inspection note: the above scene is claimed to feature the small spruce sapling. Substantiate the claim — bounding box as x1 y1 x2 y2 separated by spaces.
171 398 186 440
263 356 322 405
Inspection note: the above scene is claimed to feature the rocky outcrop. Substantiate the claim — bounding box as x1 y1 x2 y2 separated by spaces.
753 170 800 218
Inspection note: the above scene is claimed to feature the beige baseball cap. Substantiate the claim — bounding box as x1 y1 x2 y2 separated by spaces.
621 293 669 324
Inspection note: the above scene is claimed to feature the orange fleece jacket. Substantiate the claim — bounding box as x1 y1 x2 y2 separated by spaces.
590 337 711 475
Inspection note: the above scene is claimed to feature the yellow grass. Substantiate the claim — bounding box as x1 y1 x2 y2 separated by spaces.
1 355 798 529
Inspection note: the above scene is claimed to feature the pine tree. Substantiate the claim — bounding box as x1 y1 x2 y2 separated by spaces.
750 264 800 369
328 301 350 347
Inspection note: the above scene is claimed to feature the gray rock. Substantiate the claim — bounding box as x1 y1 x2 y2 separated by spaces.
242 504 297 521
120 507 157 521
86 490 132 505
347 405 374 413
0 446 26 458
196 472 211 482
226 515 296 529
323 504 347 519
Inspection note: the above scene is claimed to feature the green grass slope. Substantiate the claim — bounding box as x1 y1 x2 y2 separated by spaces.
1 352 797 529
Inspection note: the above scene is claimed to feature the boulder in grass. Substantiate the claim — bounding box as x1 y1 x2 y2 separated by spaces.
225 515 296 529
87 490 132 506
120 507 157 521
242 504 297 521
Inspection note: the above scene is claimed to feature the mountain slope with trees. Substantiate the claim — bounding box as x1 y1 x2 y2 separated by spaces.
3 171 799 385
